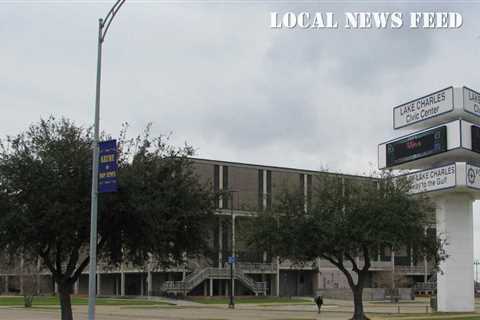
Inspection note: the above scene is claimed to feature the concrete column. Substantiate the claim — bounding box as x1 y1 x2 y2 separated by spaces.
4 276 8 293
20 256 24 295
424 226 428 283
303 174 308 212
36 258 41 295
391 250 395 289
140 274 144 296
218 218 223 268
203 280 208 296
436 194 474 312
410 247 414 267
74 280 79 295
115 275 120 296
147 271 152 296
225 280 229 296
424 256 428 283
120 272 125 296
209 278 213 297
54 282 58 294
219 165 224 208
276 256 280 296
19 276 24 295
263 170 267 209
315 257 321 291
262 251 267 283
97 273 101 296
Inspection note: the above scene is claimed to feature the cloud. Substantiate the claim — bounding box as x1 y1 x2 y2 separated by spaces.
0 1 479 177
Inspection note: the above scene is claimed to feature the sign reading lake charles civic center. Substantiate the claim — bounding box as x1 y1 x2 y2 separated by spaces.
98 139 118 193
393 87 454 129
463 87 480 116
406 163 456 194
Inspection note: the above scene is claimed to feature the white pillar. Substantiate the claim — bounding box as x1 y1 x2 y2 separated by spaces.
114 276 118 296
20 256 24 295
410 247 414 267
276 256 280 296
263 170 267 209
218 219 223 268
19 276 24 295
436 193 474 312
120 272 125 296
209 278 213 297
219 165 224 208
147 271 152 296
424 255 428 283
303 174 308 212
36 258 41 295
4 276 8 293
391 250 395 289
424 226 428 283
74 280 79 295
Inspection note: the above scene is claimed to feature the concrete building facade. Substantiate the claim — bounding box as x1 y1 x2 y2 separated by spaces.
0 158 435 297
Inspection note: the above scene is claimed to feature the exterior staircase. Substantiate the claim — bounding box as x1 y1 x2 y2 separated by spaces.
161 267 267 296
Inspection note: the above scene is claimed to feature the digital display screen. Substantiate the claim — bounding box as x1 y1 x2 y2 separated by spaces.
386 126 447 167
472 125 480 153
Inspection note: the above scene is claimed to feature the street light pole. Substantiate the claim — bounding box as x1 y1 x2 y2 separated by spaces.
88 2 126 320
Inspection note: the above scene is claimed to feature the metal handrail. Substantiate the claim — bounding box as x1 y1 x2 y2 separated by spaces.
160 267 266 295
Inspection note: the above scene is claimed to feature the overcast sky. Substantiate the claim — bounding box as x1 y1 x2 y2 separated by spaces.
2 1 480 259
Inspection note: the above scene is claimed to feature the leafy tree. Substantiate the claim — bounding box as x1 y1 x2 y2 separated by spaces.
247 173 443 320
0 117 216 320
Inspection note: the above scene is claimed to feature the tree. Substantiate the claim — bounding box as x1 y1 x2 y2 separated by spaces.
0 117 216 320
247 172 444 320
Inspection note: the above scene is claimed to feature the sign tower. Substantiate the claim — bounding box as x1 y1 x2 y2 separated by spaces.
379 86 480 312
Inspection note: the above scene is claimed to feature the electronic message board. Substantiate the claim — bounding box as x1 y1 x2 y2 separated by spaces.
386 126 447 167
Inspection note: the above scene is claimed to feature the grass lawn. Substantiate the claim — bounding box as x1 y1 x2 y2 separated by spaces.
0 296 171 307
188 296 312 305
375 314 480 320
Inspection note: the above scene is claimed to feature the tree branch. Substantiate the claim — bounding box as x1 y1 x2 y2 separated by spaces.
344 251 360 274
55 241 63 275
69 237 107 283
70 256 90 284
361 245 371 272
65 243 81 277
321 253 356 289
39 249 60 280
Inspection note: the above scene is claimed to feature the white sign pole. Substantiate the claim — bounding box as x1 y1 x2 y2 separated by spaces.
435 193 474 312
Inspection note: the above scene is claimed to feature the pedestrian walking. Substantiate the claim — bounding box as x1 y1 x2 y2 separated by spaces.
314 294 323 314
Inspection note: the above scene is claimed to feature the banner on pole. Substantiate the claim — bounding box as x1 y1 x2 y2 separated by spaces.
98 139 118 193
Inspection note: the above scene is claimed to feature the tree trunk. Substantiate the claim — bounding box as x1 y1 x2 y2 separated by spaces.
58 286 73 320
352 286 369 320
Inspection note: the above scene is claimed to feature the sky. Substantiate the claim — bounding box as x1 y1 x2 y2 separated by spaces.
2 1 480 259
